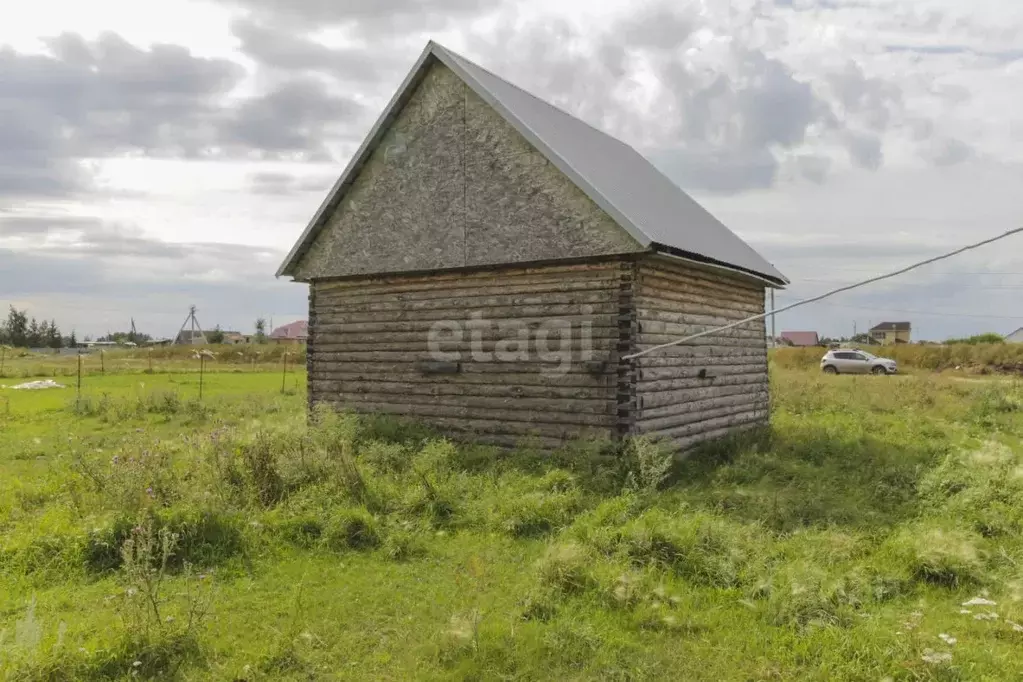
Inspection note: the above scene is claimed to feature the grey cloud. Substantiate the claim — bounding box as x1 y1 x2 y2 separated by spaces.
926 138 973 166
0 216 100 236
212 0 493 31
247 172 334 195
468 8 835 193
0 216 280 262
231 18 402 82
826 61 901 131
223 79 365 158
793 155 832 184
845 132 884 169
0 32 366 201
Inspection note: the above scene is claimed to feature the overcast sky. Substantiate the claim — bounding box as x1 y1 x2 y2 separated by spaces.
1 0 1021 340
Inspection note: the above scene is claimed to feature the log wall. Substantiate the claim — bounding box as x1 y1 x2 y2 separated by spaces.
308 260 636 448
631 256 770 451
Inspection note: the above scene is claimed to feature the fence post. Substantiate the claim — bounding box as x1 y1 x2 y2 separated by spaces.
100 350 105 374
199 354 205 401
0 346 5 376
281 352 288 394
148 349 153 373
77 351 82 409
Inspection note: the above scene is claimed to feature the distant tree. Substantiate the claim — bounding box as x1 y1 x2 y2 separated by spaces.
98 330 153 344
6 306 28 347
254 318 267 344
46 320 62 349
67 331 78 348
27 317 42 347
207 326 225 344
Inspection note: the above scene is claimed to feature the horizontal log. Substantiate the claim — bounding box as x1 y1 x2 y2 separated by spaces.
312 398 612 440
638 265 763 296
312 337 617 355
309 370 613 388
316 290 617 315
308 327 619 346
308 378 614 401
637 324 765 341
313 314 619 335
637 283 763 315
630 345 767 362
635 292 762 317
311 302 620 325
315 260 626 292
639 384 769 412
636 307 766 330
638 373 767 393
309 359 615 376
633 335 767 350
637 407 770 438
314 279 621 307
640 258 765 293
635 363 767 380
668 420 766 453
315 392 615 418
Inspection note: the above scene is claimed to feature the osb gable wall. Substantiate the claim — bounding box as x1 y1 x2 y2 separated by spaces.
292 61 641 281
628 256 769 451
308 260 637 449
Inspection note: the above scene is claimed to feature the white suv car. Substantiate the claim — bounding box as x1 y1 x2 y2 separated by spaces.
820 349 897 375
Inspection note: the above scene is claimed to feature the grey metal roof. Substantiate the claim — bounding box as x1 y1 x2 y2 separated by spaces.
871 321 912 331
278 41 788 286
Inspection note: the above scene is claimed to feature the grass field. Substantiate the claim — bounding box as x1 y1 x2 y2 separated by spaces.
1 365 1022 680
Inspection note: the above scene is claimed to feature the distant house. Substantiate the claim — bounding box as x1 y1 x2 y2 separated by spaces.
779 331 820 347
1006 327 1023 344
269 320 308 345
220 331 250 345
175 329 207 345
870 322 911 345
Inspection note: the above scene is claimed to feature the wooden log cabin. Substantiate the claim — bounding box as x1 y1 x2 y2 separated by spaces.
276 41 788 451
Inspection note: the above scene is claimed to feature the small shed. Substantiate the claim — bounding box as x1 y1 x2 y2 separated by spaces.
277 41 788 451
1005 327 1023 344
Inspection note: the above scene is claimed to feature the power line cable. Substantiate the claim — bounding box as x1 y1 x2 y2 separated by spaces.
771 298 1022 320
623 226 1023 360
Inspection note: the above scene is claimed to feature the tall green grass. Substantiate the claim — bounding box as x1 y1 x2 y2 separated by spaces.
772 342 1023 372
1 370 1022 679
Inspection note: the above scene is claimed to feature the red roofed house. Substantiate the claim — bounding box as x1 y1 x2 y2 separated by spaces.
780 331 820 347
270 320 308 345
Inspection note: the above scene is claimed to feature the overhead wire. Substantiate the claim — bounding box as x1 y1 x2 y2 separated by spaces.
622 226 1023 361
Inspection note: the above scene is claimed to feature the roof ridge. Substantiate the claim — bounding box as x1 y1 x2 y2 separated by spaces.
430 42 634 151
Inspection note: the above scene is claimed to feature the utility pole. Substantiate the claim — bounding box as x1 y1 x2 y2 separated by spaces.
175 305 208 345
769 289 776 341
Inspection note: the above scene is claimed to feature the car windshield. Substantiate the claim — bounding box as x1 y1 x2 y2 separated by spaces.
859 351 876 360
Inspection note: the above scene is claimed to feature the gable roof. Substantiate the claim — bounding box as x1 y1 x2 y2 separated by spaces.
270 320 308 339
780 331 820 347
870 321 911 332
277 41 787 287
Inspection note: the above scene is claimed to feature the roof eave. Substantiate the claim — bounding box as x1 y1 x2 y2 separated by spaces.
651 243 788 288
